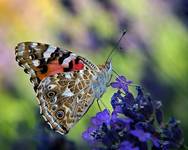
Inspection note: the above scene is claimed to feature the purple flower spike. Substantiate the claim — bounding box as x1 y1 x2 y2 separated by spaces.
82 75 184 150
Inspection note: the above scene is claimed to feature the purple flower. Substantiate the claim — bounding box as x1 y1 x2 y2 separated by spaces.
82 75 184 150
82 127 101 144
151 136 161 148
91 109 111 126
82 109 112 146
119 141 139 150
111 112 133 131
161 117 184 149
130 129 151 142
110 76 132 92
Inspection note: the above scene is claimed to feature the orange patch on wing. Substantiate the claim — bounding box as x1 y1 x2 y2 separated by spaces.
37 60 64 80
72 60 84 71
74 63 84 70
36 59 85 80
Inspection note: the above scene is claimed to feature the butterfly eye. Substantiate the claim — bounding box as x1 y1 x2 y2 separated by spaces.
47 91 56 98
56 110 64 119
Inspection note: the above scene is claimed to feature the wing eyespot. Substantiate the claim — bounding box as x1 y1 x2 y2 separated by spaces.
51 105 58 111
47 91 56 98
56 110 64 119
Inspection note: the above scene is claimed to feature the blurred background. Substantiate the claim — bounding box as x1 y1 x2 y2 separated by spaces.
0 0 188 149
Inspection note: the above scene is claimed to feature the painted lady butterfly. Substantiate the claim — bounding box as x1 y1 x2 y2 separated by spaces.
15 42 112 135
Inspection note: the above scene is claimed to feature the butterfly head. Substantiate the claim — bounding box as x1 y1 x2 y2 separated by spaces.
105 60 112 76
100 60 113 84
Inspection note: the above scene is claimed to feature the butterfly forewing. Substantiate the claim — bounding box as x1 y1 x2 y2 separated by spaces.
15 42 84 91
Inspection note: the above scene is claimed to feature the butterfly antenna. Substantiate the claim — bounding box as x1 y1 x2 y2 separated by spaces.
97 99 102 111
106 29 127 63
112 68 120 77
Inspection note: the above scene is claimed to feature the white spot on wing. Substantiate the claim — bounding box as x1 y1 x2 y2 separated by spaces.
32 60 40 66
23 63 30 69
30 69 35 76
48 84 57 90
43 77 52 85
17 43 25 52
71 53 76 57
62 88 74 97
30 42 38 48
47 122 53 129
17 51 24 56
62 53 76 64
45 113 54 123
79 70 84 77
43 46 56 59
56 130 65 135
64 73 71 79
39 106 43 114
42 115 47 121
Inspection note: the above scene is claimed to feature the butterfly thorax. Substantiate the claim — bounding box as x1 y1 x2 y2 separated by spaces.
79 56 112 99
92 61 112 99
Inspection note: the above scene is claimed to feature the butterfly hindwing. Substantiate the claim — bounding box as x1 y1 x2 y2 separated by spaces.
36 67 97 134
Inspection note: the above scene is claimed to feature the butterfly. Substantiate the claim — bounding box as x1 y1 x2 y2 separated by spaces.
15 42 112 135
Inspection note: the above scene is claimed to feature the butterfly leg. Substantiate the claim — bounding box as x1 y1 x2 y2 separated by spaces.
106 74 113 87
96 98 109 111
97 99 102 111
97 98 112 115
